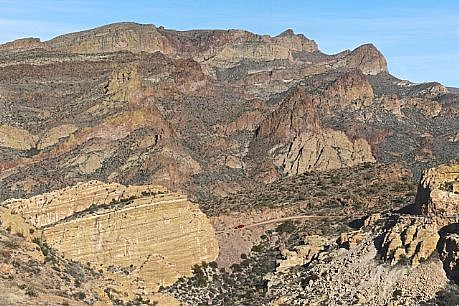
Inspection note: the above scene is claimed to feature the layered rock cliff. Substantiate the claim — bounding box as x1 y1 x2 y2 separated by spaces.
2 22 318 65
3 181 219 293
4 180 168 227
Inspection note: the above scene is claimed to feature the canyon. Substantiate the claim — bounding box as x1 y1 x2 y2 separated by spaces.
0 22 458 305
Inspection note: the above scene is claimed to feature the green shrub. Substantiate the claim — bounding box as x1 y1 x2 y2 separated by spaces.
276 220 297 234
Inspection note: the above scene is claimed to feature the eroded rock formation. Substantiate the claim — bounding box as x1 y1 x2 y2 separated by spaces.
274 129 375 175
276 235 329 272
382 216 439 267
256 85 375 175
3 181 219 293
381 162 459 279
413 162 459 220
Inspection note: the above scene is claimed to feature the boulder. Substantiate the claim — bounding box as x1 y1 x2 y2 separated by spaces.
276 235 329 272
381 216 439 267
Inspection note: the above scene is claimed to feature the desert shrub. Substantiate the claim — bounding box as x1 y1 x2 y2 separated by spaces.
392 289 402 298
3 239 19 249
73 291 86 300
192 265 207 287
276 220 297 234
25 287 39 297
32 237 50 257
396 254 411 266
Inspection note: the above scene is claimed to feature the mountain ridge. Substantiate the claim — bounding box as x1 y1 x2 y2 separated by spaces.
0 21 458 305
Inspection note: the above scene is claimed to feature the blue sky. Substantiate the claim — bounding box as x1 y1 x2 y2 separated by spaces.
1 0 458 87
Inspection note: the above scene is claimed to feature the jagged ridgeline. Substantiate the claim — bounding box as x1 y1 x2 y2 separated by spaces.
0 22 458 305
0 22 457 202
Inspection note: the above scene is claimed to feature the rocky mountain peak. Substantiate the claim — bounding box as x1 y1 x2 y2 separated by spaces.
277 29 296 37
346 43 388 75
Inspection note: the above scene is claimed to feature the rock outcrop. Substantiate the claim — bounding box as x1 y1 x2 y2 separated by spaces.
381 161 459 275
3 180 168 227
276 236 329 272
338 231 364 250
439 231 459 284
0 125 37 151
274 129 375 175
256 87 321 143
0 37 41 51
3 181 219 293
318 69 374 110
381 216 439 267
0 205 184 305
345 44 388 75
36 124 79 150
255 84 375 175
0 206 36 242
413 162 459 221
206 29 318 67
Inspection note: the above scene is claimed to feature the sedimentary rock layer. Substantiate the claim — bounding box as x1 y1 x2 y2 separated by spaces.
3 180 168 227
3 181 219 292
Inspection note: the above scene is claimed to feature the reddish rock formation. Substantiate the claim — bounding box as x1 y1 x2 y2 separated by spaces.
257 87 321 143
0 22 456 204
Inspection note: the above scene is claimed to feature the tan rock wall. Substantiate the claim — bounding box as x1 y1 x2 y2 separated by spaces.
43 194 218 291
3 181 219 293
414 162 459 220
3 181 167 228
275 129 375 175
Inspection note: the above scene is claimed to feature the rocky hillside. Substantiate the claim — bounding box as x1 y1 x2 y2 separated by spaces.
164 162 459 306
0 22 457 203
0 22 458 305
2 181 218 297
0 205 185 305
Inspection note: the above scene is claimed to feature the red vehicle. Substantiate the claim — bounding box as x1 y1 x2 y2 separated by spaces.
234 224 245 229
